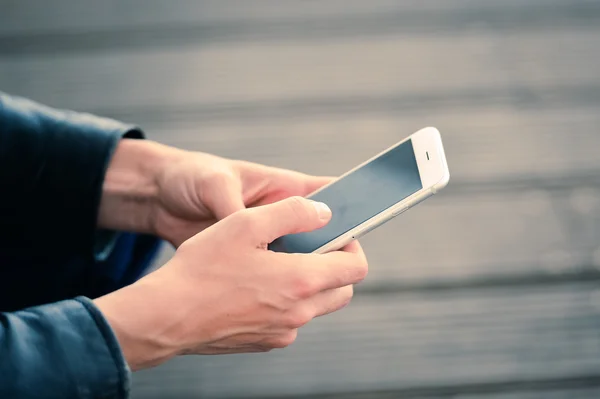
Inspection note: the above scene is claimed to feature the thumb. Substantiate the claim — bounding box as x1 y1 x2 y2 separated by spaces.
243 196 332 244
203 178 246 220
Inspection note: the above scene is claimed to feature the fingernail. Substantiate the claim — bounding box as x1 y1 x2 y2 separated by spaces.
311 201 331 220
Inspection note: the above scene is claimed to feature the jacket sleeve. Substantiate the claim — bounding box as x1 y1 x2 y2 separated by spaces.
0 297 130 399
0 92 143 258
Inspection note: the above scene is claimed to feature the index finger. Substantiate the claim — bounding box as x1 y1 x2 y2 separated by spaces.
327 240 368 285
338 240 365 256
281 242 369 294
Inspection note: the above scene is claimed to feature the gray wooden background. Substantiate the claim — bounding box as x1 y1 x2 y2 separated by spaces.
2 1 600 398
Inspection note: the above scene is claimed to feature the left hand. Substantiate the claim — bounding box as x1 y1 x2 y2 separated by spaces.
154 151 333 246
98 139 333 246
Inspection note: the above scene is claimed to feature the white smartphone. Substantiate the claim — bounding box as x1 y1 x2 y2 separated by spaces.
268 127 450 254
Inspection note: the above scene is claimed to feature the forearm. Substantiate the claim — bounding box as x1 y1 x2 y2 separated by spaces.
98 138 187 235
98 139 162 235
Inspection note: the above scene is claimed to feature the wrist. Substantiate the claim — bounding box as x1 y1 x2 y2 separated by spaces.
94 272 181 370
98 139 174 235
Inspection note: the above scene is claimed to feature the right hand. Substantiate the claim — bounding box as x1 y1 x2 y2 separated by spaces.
95 196 368 370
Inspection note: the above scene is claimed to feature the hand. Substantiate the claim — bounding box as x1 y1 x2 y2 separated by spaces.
98 139 332 246
95 197 368 370
154 151 332 246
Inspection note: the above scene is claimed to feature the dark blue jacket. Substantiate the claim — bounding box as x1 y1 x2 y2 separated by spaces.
0 93 147 398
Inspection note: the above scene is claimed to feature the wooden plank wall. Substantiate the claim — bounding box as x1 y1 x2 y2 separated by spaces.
1 1 600 398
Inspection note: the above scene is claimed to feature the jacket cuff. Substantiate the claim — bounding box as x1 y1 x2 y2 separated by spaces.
75 296 132 398
0 297 131 398
0 93 143 257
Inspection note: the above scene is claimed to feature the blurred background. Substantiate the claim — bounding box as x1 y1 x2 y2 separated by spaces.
2 0 600 398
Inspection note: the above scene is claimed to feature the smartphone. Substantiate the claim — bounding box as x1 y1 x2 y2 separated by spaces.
268 127 450 254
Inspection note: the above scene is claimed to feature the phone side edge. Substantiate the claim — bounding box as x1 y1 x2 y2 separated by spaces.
433 127 450 193
312 188 433 254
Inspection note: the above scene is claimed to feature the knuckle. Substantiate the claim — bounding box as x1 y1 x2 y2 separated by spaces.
284 307 313 329
353 257 369 282
359 260 369 280
206 169 235 186
326 286 354 313
342 284 354 302
269 330 298 349
340 286 354 309
285 196 311 221
290 273 317 299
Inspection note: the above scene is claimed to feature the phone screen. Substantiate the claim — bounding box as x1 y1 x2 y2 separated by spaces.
269 139 423 253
